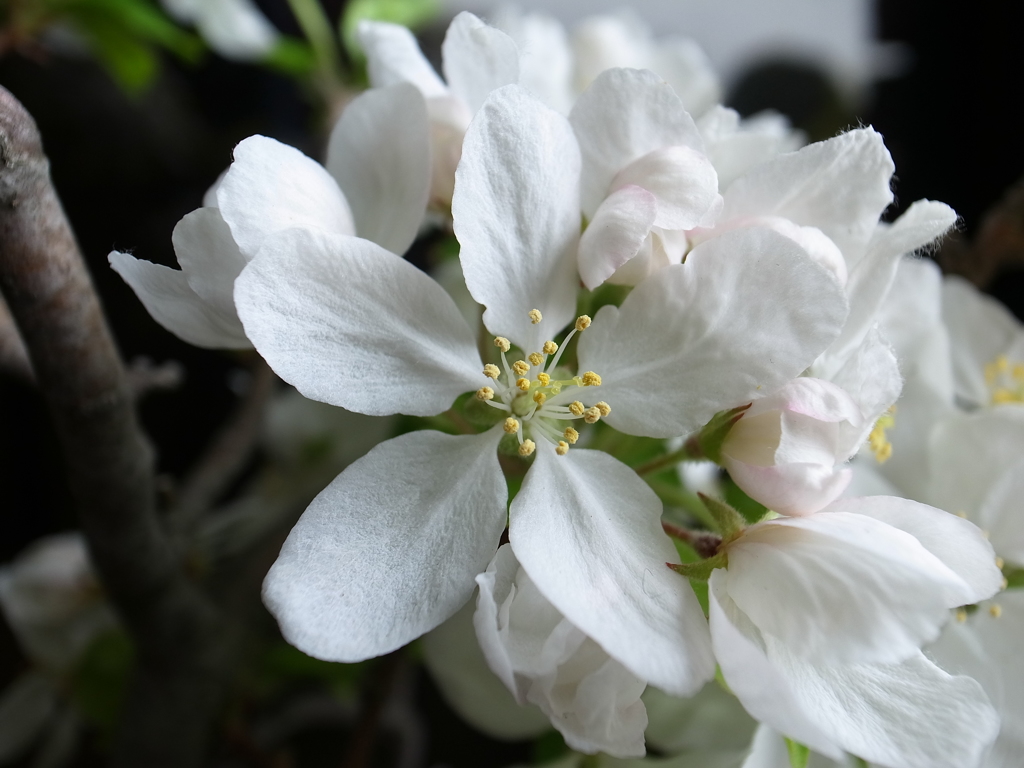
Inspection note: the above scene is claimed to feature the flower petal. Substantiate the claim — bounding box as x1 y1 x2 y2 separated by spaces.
325 83 431 256
108 251 250 348
262 428 507 662
357 20 447 97
217 135 355 260
611 145 721 230
196 0 278 60
722 459 851 517
577 185 657 290
453 85 580 353
171 207 247 319
726 511 974 664
509 444 715 697
577 227 847 438
828 495 1003 605
978 456 1024 565
441 12 520 116
570 67 704 217
234 229 482 416
722 128 894 261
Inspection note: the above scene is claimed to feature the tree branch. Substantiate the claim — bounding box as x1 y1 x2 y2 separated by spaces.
0 86 227 768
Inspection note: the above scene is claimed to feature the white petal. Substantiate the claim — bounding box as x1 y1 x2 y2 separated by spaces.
509 445 715 697
650 37 721 118
978 456 1024 565
357 20 447 97
197 0 278 60
726 512 975 664
262 428 507 662
422 596 550 741
441 12 520 116
453 85 580 353
570 67 704 217
643 682 757 754
722 459 851 517
769 644 999 768
171 207 247 319
234 230 482 416
828 495 1003 605
217 135 355 260
611 145 721 230
108 251 250 349
578 185 657 290
722 128 894 261
325 83 431 256
709 575 843 759
493 9 574 115
577 227 847 438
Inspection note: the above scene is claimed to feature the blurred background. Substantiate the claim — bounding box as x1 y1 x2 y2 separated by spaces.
0 0 1021 765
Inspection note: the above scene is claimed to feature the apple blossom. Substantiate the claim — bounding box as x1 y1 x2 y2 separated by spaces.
160 0 278 61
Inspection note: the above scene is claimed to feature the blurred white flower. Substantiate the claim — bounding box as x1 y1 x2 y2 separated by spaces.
161 0 279 61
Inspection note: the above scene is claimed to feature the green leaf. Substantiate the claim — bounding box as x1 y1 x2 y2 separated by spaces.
341 0 439 56
263 37 318 75
69 630 134 734
697 404 750 464
73 13 160 92
532 728 569 763
668 551 727 582
698 493 746 539
1004 567 1024 590
784 737 811 768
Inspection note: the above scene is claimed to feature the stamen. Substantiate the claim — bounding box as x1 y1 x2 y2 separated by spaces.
503 417 520 434
568 401 585 416
516 378 531 392
868 408 895 463
996 556 1005 569
528 309 543 324
583 406 602 424
955 608 968 623
476 387 494 401
528 352 544 367
555 441 569 456
581 371 602 387
494 337 511 353
518 439 536 457
575 315 592 331
483 364 500 379
990 604 1003 618
563 427 579 444
595 401 611 416
533 391 547 405
512 360 530 376
537 372 551 386
542 341 558 355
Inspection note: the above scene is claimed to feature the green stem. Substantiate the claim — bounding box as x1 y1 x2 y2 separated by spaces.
646 479 717 530
286 0 343 89
633 435 704 476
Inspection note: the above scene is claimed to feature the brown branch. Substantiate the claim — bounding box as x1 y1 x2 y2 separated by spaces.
0 86 228 768
0 292 32 380
939 175 1024 288
341 651 403 768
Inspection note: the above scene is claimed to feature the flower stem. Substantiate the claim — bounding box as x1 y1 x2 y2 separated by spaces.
633 435 704 476
286 0 344 91
646 479 717 530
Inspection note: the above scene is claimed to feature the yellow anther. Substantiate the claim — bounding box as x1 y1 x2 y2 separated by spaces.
985 362 998 384
555 441 569 456
483 364 500 379
537 372 551 386
996 556 1005 570
542 340 558 355
581 371 602 387
516 378 531 392
563 427 579 444
575 315 592 332
1014 363 1024 382
503 417 520 434
569 401 585 416
594 401 611 417
955 608 968 623
583 406 602 424
528 309 543 324
494 337 511 353
997 355 1010 373
993 388 1016 404
512 360 530 376
1002 577 1009 590
519 439 536 457
990 604 1003 618
476 387 494 401
955 510 968 518
528 352 544 367
982 529 991 539
868 408 895 464
533 391 547 405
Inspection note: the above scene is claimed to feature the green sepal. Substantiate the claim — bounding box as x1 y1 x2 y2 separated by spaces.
697 404 751 464
1004 567 1024 590
698 493 747 539
784 738 810 768
668 551 726 582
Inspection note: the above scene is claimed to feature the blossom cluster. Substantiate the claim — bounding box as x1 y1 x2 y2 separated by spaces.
96 8 1020 768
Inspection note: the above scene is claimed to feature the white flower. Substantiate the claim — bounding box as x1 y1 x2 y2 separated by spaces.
359 12 519 209
160 0 278 61
696 105 804 193
109 83 431 349
720 377 864 516
569 68 722 289
475 545 647 757
710 496 1001 767
235 86 846 699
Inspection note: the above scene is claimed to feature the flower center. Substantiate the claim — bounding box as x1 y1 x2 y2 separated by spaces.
475 311 610 456
984 354 1024 405
868 407 895 463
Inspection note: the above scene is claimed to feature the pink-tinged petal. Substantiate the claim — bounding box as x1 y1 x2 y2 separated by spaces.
570 67 704 217
722 458 851 517
578 185 657 290
744 377 862 423
326 83 431 256
234 229 482 417
441 12 520 116
217 135 355 259
611 145 720 230
510 444 715 698
357 20 447 97
263 428 506 662
453 85 580 353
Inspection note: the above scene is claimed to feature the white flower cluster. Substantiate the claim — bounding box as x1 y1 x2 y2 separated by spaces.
106 9 1018 768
